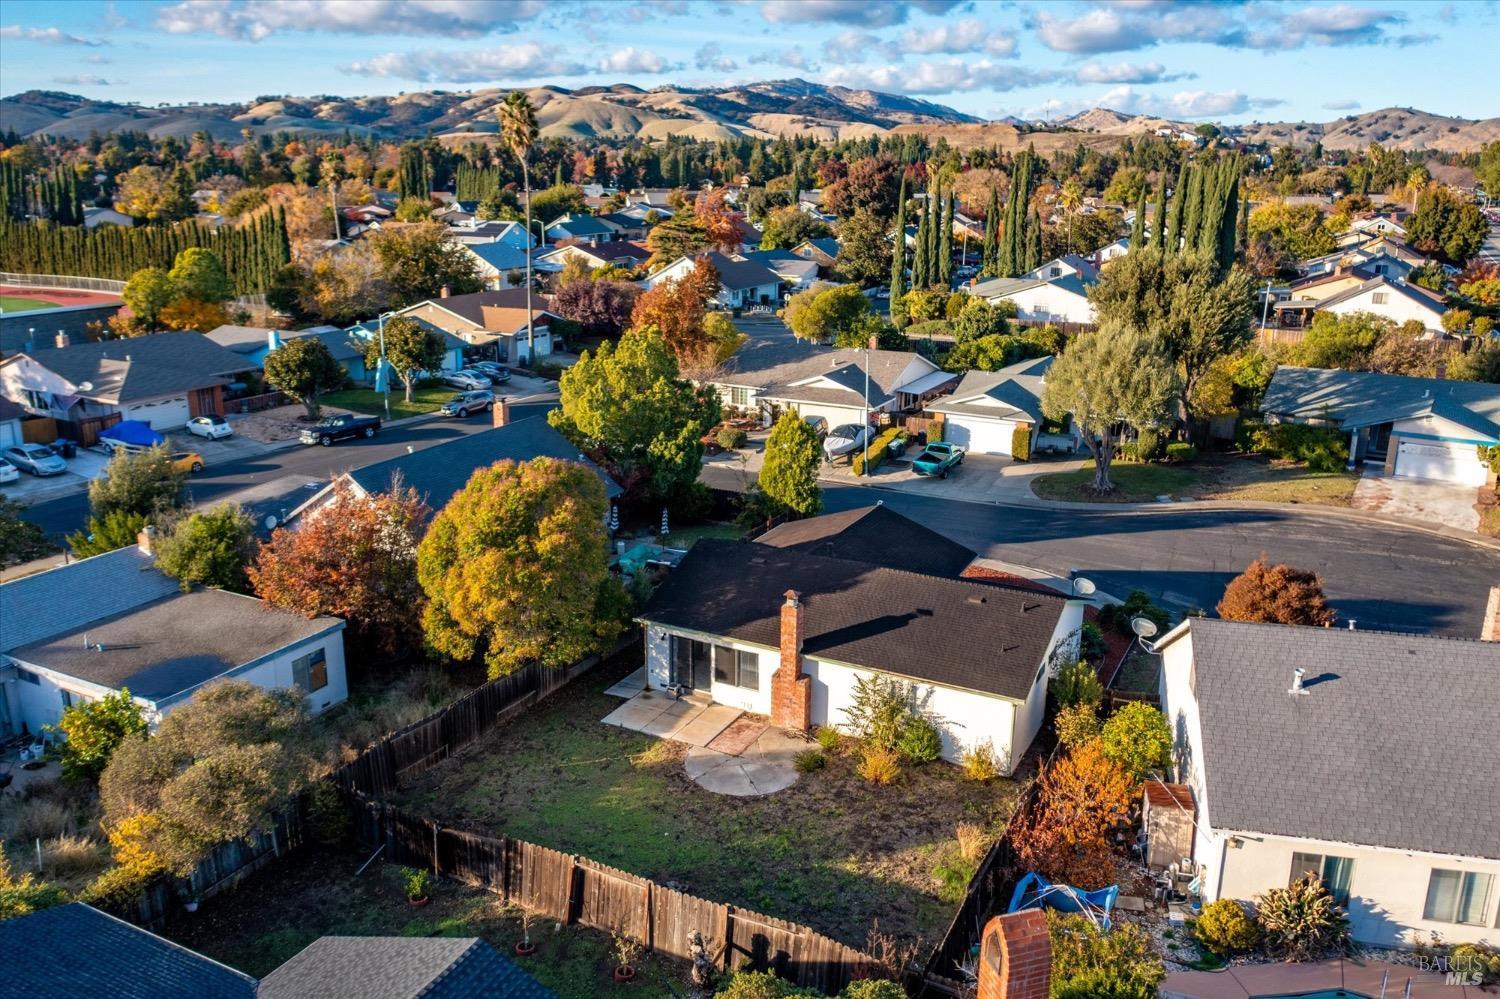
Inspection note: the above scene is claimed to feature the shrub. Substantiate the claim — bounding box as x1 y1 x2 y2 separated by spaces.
1250 422 1348 472
1047 911 1165 999
1136 427 1163 462
1165 442 1198 463
79 862 158 910
954 821 989 864
0 855 68 920
1480 444 1500 475
814 725 842 753
1011 424 1032 461
896 715 943 764
960 741 1002 782
1193 899 1262 956
851 427 905 476
842 674 912 750
1450 942 1500 985
6 798 75 841
717 426 748 450
856 746 901 785
47 687 148 783
402 867 431 900
1050 659 1103 711
1099 701 1173 780
1218 558 1336 626
1255 875 1350 961
793 749 827 773
839 982 905 999
307 782 348 845
1079 622 1107 665
1055 702 1101 749
715 970 821 998
928 414 944 443
42 834 109 878
1096 590 1171 635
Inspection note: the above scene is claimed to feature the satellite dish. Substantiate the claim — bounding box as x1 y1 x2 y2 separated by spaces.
264 514 278 531
1130 616 1159 639
1072 577 1096 597
77 381 94 392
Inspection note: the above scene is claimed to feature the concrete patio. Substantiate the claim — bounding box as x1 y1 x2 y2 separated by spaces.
1162 956 1486 998
600 687 742 746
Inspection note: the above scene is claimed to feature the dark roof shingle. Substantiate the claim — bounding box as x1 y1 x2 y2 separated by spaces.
756 504 976 578
258 936 554 999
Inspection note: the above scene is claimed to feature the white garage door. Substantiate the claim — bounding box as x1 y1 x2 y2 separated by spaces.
124 396 191 431
945 415 1016 455
0 421 19 449
1395 439 1489 486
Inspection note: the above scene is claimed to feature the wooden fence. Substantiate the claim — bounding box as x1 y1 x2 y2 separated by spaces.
354 797 874 994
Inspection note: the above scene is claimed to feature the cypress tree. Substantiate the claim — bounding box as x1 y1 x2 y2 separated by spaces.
1181 164 1205 253
981 186 1000 277
938 190 954 286
1236 187 1250 255
1131 190 1146 249
1026 208 1043 273
912 191 930 289
1153 173 1168 247
890 174 907 308
925 180 941 287
1217 160 1242 274
1165 160 1189 254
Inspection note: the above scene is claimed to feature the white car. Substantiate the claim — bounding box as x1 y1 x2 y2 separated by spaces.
823 423 875 460
186 414 234 440
442 370 490 390
0 459 18 485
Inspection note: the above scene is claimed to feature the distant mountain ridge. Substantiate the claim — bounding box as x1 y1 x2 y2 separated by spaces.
2 86 1492 153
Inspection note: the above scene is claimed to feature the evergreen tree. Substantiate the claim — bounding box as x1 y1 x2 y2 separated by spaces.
1153 173 1169 248
912 191 930 289
1131 190 1146 249
938 190 954 286
1165 160 1189 254
890 174 907 309
1236 189 1250 255
981 186 1000 277
1026 207 1043 272
1181 163 1205 252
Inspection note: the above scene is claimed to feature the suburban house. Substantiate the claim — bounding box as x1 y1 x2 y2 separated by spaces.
1021 254 1100 284
598 210 652 240
967 274 1096 326
0 904 554 998
345 317 466 375
1301 235 1427 280
644 251 783 309
790 237 841 276
637 506 1085 769
82 205 135 228
1262 366 1497 485
741 248 821 290
0 331 251 441
1092 237 1131 264
926 356 1076 456
544 213 615 245
385 289 559 363
1315 275 1448 333
0 300 126 356
1351 214 1408 239
462 239 532 288
205 324 367 381
711 340 957 428
285 411 621 526
1156 615 1500 948
0 397 26 449
443 218 532 247
0 534 348 737
535 240 650 273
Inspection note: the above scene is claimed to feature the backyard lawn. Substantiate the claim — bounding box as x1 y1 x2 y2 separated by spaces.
659 521 743 548
0 294 55 312
163 846 695 999
1032 455 1358 506
320 383 457 420
394 654 1026 950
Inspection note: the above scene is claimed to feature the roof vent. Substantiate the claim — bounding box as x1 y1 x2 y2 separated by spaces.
1020 600 1040 613
1287 667 1310 697
966 595 986 605
749 556 766 565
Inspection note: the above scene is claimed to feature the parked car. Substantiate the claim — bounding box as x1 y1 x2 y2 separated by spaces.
299 413 381 446
823 423 875 460
4 443 67 476
171 451 205 474
470 362 512 384
185 414 233 439
911 442 965 478
442 370 490 390
0 459 18 485
440 390 494 417
803 415 828 438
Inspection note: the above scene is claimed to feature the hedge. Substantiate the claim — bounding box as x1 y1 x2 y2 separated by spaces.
851 426 906 476
1011 424 1032 462
1250 422 1348 473
1164 442 1198 462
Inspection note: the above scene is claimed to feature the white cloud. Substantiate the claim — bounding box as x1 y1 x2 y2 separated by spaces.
342 44 587 83
693 42 738 72
760 0 960 28
157 0 544 40
898 18 1017 57
1034 2 1412 54
748 47 818 71
820 29 882 62
1072 61 1192 85
596 47 679 74
1322 99 1361 111
1276 5 1409 47
52 74 116 86
0 25 107 46
825 59 1060 95
1096 85 1285 119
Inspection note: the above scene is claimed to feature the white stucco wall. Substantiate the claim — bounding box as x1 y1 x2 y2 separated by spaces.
1322 293 1444 332
172 629 350 717
642 625 774 715
993 285 1095 325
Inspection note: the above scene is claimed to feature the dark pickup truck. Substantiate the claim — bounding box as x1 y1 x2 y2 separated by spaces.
300 413 381 446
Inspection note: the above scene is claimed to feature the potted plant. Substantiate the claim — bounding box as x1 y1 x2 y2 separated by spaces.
403 867 431 907
514 909 536 957
612 933 641 984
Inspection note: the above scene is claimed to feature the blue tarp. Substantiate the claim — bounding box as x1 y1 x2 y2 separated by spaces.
99 420 166 447
1007 872 1120 929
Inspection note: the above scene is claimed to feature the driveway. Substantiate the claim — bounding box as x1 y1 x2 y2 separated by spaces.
1352 470 1479 532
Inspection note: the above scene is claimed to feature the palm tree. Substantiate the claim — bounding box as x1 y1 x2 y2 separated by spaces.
1059 177 1083 254
499 90 540 361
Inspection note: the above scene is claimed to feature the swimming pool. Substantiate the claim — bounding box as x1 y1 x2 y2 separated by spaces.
1256 992 1373 999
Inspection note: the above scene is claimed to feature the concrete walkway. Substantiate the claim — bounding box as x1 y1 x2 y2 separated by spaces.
1162 956 1485 997
600 688 742 745
684 726 809 797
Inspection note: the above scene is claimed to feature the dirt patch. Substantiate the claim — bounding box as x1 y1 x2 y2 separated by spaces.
231 403 352 443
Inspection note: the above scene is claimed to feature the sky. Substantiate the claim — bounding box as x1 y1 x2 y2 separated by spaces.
0 0 1494 124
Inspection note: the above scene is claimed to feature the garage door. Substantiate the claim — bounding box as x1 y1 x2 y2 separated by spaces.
945 415 1015 455
124 396 191 431
1394 439 1489 486
0 421 18 449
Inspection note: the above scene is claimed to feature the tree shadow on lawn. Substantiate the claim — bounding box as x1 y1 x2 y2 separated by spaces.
394 654 1027 950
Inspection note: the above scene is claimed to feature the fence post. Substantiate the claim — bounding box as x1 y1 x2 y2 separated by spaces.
642 882 654 953
565 856 579 925
722 905 735 972
500 837 510 901
431 820 440 876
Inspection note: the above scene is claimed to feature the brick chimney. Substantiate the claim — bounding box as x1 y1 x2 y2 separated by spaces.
868 333 880 351
1434 361 1446 380
1483 586 1500 642
54 331 70 349
491 396 510 428
136 525 156 556
977 910 1051 999
440 285 451 298
772 590 812 732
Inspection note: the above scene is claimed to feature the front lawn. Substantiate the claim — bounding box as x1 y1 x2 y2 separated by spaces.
1031 455 1358 506
163 846 694 999
394 653 1024 949
321 383 457 420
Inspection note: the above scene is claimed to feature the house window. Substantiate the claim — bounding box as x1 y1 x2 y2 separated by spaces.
728 386 752 408
670 636 711 688
16 668 39 685
60 689 73 710
712 646 760 690
292 648 329 693
1372 292 1389 305
1424 869 1493 926
1289 852 1354 905
21 389 50 411
1049 266 1061 277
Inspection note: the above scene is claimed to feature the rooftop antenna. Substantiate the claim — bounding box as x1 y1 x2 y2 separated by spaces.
1288 667 1310 697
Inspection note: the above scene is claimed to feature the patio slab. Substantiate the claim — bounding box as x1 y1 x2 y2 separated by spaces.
603 667 647 699
671 704 741 748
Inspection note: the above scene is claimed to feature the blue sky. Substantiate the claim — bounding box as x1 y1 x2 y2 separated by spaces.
0 0 1493 123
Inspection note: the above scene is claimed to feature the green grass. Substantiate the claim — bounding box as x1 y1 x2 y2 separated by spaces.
1032 456 1358 506
659 521 743 548
321 383 458 420
393 653 1022 948
1032 462 1199 503
0 295 56 312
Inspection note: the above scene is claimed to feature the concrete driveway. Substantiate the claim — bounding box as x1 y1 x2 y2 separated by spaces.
1352 471 1479 532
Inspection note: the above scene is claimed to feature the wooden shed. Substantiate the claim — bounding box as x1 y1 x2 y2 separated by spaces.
1142 781 1196 869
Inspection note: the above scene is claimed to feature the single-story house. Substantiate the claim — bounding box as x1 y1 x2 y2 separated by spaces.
285 412 620 526
628 188 675 210
644 251 783 309
1092 237 1130 264
444 219 533 248
384 289 558 363
1157 615 1500 949
0 331 251 441
0 397 24 449
1262 365 1497 485
790 237 841 275
0 904 554 998
740 249 821 291
82 206 135 228
1021 254 1099 284
0 301 126 356
756 501 978 578
967 274 1095 326
346 318 465 376
461 240 532 289
926 355 1076 456
535 240 650 273
204 325 367 381
0 535 347 736
1315 276 1448 333
544 213 614 246
638 508 1085 769
598 211 651 240
712 340 957 428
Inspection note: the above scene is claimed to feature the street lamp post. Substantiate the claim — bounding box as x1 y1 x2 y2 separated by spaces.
375 310 395 419
862 346 871 474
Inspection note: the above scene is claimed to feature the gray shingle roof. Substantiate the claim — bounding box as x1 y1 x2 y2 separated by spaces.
1315 274 1446 316
0 545 179 653
205 324 278 354
258 936 554 999
8 588 343 703
0 903 257 998
641 538 1069 700
1170 618 1500 860
756 504 976 578
927 355 1053 424
692 250 781 291
723 344 936 409
1263 365 1500 441
3 331 252 404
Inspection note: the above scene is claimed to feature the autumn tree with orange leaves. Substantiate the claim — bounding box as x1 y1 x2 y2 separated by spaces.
1217 557 1336 626
630 257 721 362
1015 740 1137 890
248 478 428 656
694 188 743 252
